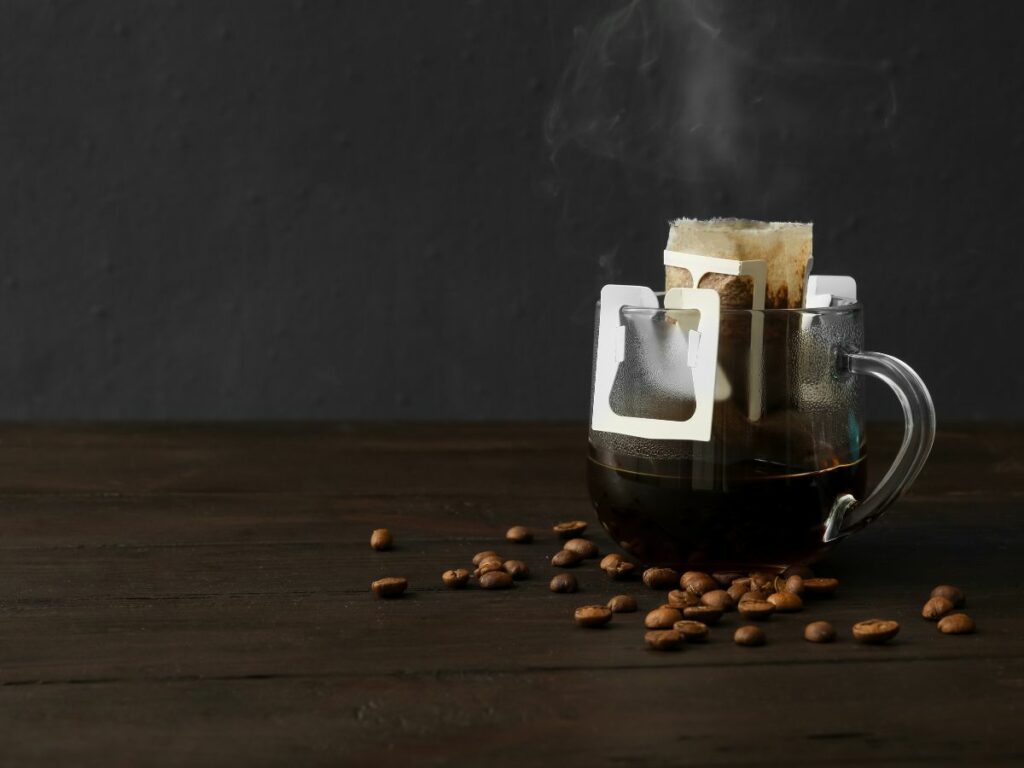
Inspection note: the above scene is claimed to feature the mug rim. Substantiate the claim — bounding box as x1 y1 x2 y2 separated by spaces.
611 296 861 316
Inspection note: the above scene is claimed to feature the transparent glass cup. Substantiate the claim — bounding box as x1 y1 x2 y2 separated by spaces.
587 297 935 571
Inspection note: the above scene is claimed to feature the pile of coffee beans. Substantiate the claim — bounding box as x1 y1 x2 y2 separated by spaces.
366 523 979 652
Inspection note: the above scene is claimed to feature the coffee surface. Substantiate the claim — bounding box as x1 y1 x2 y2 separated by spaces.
587 448 867 570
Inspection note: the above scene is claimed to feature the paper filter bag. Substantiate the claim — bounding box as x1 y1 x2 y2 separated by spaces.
665 218 813 309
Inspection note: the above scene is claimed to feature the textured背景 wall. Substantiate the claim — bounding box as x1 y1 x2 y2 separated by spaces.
0 0 1020 420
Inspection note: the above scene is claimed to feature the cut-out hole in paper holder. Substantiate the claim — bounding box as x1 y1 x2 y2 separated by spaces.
591 285 720 442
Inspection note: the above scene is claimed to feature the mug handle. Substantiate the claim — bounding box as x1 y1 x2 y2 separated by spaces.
822 349 936 542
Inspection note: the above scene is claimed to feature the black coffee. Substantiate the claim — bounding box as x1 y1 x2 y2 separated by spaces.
587 448 867 571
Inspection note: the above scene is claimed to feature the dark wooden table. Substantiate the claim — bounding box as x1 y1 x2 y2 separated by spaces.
0 424 1019 765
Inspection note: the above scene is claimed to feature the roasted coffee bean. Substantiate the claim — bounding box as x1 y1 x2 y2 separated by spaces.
852 619 900 644
776 575 804 595
553 520 587 539
549 573 578 593
804 621 836 643
930 585 965 608
685 574 720 596
503 560 529 580
802 577 839 596
938 613 975 634
737 600 775 620
645 630 683 651
680 571 705 584
770 577 802 593
370 528 393 551
472 551 501 566
477 555 503 568
672 620 709 642
667 589 700 609
749 572 775 591
713 572 744 587
643 568 680 590
739 590 767 604
442 569 470 588
551 549 583 568
575 604 613 627
734 625 766 646
781 564 815 579
479 571 514 590
922 596 954 620
730 577 752 590
604 560 636 580
607 594 638 613
682 605 722 625
767 591 803 612
505 526 533 544
700 589 735 612
563 538 599 559
726 583 749 603
477 561 506 578
600 553 623 569
371 577 407 598
644 606 683 629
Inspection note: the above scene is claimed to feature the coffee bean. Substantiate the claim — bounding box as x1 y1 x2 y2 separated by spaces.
672 620 709 642
645 630 683 651
472 551 501 566
600 553 623 569
442 568 470 588
781 564 815 579
503 560 529 580
922 596 954 620
644 607 683 629
737 600 775 620
604 560 636 580
726 583 748 603
371 576 407 598
930 585 965 608
477 555 503 569
749 572 775 591
739 590 767 603
766 591 803 612
734 625 765 646
505 526 533 544
549 573 578 593
667 589 700 609
680 571 705 584
712 572 744 587
551 549 583 568
700 589 735 612
642 568 680 590
937 613 975 634
730 577 752 590
553 520 587 539
682 605 722 625
779 575 804 595
575 605 612 628
479 571 514 590
804 621 836 643
478 561 507 577
802 577 839 596
852 619 900 644
370 529 393 551
685 574 720 596
607 594 638 613
563 538 599 559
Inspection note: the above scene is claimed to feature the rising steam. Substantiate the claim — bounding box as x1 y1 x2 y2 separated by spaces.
546 0 897 187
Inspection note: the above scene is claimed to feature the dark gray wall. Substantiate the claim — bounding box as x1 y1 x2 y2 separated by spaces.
0 0 1020 420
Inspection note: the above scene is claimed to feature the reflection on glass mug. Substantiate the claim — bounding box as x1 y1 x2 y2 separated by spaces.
587 284 935 572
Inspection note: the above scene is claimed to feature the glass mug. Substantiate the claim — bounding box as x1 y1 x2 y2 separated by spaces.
587 297 935 571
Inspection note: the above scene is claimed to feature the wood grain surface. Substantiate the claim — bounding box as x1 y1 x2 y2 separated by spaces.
0 424 1019 766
